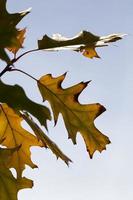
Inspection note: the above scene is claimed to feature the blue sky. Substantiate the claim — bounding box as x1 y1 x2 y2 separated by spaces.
2 0 133 199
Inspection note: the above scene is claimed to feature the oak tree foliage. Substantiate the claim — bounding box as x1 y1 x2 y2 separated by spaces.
0 0 125 199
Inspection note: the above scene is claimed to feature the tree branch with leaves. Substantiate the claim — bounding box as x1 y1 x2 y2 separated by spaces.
0 0 125 199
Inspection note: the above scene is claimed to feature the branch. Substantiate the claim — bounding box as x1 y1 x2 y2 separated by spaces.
10 68 38 82
14 49 39 63
0 48 41 78
0 64 12 78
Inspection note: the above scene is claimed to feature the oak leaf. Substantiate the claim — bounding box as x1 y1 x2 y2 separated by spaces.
0 0 30 63
7 28 26 55
38 73 110 158
0 146 33 200
38 30 125 59
0 104 43 178
23 112 72 165
0 80 51 127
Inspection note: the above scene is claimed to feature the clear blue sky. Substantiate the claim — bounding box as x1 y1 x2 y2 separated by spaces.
2 0 133 200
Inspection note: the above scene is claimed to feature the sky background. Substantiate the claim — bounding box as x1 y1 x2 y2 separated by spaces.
1 0 133 200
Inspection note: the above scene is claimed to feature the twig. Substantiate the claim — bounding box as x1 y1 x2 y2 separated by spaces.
14 49 39 63
10 68 38 82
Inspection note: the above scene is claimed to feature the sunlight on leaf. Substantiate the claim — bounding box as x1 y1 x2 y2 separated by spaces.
38 73 110 158
0 146 33 200
81 47 100 59
38 30 125 59
7 28 26 55
0 0 30 63
0 104 43 178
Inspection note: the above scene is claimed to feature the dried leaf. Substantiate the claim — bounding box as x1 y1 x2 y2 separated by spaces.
23 112 72 165
38 73 110 158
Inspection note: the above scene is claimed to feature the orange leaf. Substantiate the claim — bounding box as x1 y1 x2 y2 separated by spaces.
82 47 100 59
8 28 26 55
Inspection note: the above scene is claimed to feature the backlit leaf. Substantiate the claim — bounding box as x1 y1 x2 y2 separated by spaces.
38 30 125 59
7 28 26 55
0 104 43 177
81 47 100 59
0 145 20 168
0 146 33 200
0 0 30 63
38 73 110 158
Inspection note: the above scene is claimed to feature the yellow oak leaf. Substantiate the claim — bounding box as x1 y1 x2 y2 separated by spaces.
0 146 33 200
38 73 110 158
0 104 43 178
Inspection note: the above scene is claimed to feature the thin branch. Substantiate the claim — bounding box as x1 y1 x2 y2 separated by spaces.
11 68 38 82
0 49 40 78
14 49 39 63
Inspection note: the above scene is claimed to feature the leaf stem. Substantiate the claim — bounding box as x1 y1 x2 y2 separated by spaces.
0 49 39 78
14 49 39 62
11 68 38 82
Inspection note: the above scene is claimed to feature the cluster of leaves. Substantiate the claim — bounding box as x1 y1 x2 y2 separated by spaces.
0 0 125 199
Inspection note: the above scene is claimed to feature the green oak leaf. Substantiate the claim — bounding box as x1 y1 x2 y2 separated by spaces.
0 80 51 127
